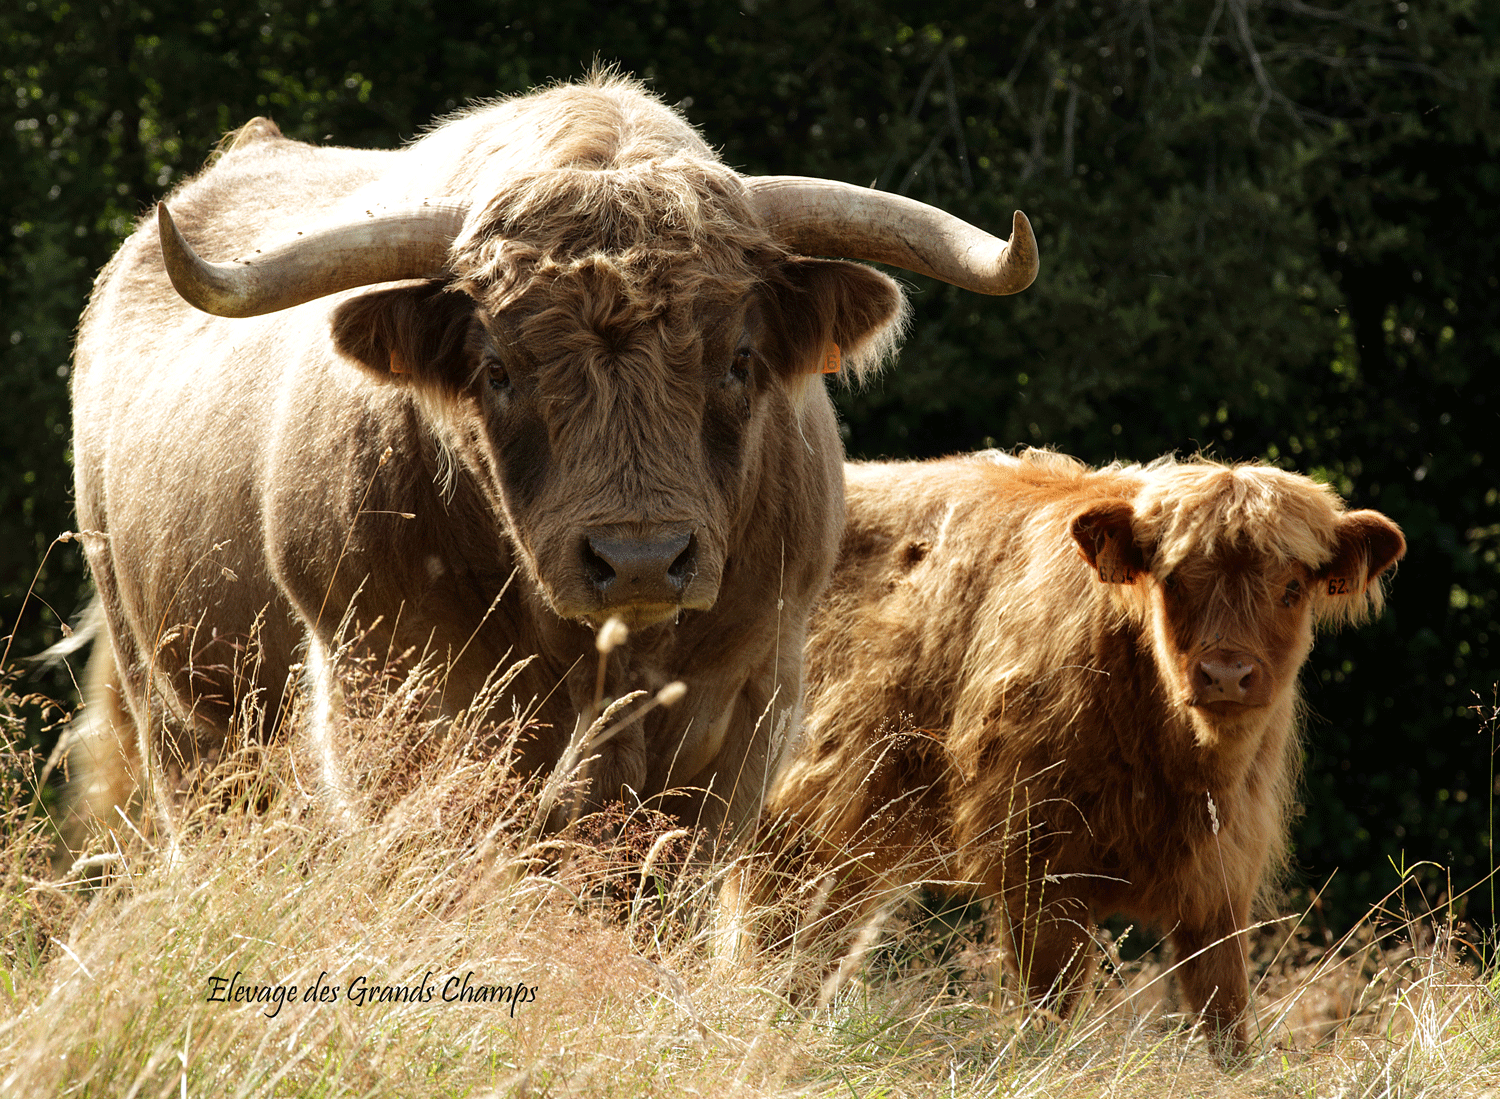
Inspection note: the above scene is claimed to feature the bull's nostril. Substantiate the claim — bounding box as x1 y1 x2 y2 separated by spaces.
582 540 616 592
668 535 697 587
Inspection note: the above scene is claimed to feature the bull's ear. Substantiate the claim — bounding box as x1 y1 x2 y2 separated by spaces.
1070 500 1146 585
1316 509 1406 609
330 280 477 393
763 258 906 383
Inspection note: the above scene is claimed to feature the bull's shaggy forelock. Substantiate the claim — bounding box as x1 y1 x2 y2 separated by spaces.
444 76 770 317
450 163 902 389
461 157 759 254
512 271 713 515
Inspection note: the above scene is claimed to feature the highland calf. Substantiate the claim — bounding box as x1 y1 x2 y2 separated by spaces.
739 448 1404 1056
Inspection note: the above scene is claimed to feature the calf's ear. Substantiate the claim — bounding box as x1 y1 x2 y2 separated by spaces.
1071 500 1146 584
330 280 478 396
1316 510 1406 610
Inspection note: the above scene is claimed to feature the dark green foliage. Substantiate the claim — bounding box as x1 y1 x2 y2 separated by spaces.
2 0 1494 928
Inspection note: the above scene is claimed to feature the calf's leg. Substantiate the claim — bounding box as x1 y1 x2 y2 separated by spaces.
999 884 1095 1016
1171 907 1251 1059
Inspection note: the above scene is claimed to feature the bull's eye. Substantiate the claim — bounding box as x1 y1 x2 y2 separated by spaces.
1281 579 1303 607
1162 574 1180 595
727 346 753 384
485 356 510 393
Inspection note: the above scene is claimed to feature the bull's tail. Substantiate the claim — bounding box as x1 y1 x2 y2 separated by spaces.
31 595 106 671
41 599 143 865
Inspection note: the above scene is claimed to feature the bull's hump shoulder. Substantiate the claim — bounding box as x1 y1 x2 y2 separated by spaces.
223 116 285 152
449 77 711 172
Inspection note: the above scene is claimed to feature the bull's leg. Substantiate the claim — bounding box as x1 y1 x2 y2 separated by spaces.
659 654 800 848
304 632 359 823
992 845 1094 1015
710 701 788 845
1171 907 1252 1060
88 568 193 856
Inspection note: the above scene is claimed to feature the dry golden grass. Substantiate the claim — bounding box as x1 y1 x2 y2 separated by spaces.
3 651 1499 1099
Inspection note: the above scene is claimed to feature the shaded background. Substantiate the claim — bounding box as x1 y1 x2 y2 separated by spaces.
2 0 1495 931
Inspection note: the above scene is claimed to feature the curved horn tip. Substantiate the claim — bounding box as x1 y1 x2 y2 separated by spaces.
1005 209 1039 294
156 201 193 268
156 202 195 289
156 201 197 248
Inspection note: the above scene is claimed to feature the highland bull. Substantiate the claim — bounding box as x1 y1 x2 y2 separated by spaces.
62 74 1037 846
732 448 1403 1056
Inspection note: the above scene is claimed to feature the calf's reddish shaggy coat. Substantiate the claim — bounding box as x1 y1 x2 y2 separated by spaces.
745 448 1404 1054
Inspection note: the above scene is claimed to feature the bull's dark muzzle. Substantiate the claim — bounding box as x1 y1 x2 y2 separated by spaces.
582 527 699 613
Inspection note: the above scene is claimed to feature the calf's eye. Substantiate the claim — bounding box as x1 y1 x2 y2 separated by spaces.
1281 579 1302 607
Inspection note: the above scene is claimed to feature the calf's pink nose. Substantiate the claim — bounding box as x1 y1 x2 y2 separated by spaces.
1195 655 1260 704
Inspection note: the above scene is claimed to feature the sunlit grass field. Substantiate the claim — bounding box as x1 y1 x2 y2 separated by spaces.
3 650 1498 1098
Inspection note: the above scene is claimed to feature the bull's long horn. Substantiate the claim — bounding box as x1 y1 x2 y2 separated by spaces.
747 177 1038 295
156 201 468 318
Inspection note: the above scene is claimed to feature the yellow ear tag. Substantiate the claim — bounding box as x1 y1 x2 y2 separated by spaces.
821 342 841 374
389 348 408 375
1093 530 1139 585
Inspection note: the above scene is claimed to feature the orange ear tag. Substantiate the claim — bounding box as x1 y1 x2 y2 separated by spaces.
389 348 409 375
821 342 841 374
